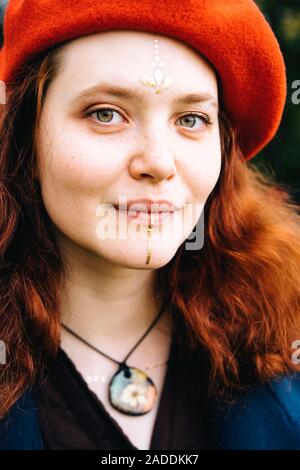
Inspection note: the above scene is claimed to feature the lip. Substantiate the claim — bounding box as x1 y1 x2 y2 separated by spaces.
113 198 179 213
113 205 175 225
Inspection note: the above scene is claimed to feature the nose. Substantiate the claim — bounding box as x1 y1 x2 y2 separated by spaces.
129 122 177 182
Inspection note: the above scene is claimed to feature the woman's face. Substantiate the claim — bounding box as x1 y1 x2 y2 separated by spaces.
36 30 221 269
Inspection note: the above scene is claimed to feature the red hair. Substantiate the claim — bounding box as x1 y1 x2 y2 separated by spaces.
1 44 300 417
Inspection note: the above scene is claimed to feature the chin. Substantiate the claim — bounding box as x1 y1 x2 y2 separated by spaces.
95 240 179 270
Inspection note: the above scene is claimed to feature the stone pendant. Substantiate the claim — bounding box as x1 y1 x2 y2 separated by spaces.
108 363 157 416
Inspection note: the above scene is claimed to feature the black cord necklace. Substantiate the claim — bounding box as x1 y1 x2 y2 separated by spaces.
61 299 169 416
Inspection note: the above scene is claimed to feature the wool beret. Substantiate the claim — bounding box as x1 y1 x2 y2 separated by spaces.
0 0 287 160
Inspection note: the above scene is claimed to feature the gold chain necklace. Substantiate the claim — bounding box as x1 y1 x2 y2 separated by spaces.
84 359 169 384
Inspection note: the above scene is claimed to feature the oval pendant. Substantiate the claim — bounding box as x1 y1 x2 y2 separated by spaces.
108 363 157 416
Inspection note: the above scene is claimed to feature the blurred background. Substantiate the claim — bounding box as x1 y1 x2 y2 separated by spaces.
0 0 299 202
256 0 300 204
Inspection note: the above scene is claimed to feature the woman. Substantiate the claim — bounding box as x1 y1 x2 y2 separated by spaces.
0 0 300 451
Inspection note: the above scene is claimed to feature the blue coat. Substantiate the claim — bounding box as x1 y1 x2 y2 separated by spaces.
1 372 300 450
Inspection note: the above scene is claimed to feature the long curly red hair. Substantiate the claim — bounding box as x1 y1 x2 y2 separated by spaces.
1 44 300 418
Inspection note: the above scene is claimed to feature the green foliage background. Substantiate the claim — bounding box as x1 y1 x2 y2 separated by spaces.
254 0 300 203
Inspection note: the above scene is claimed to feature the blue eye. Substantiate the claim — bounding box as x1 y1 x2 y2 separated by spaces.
86 107 213 131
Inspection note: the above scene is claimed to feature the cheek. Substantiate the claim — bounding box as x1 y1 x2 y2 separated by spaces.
181 143 221 237
36 124 124 239
185 140 222 201
37 123 123 198
192 156 221 196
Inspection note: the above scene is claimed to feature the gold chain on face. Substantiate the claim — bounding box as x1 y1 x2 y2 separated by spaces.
142 35 174 264
146 224 152 265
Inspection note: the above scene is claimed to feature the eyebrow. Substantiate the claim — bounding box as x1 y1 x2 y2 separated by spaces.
73 83 219 110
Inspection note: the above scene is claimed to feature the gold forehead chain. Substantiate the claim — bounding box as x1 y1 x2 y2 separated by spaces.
141 35 173 94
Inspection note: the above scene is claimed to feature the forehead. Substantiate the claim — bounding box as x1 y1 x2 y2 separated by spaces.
53 30 219 105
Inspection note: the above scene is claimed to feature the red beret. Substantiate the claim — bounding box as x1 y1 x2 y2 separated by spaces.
0 0 287 160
